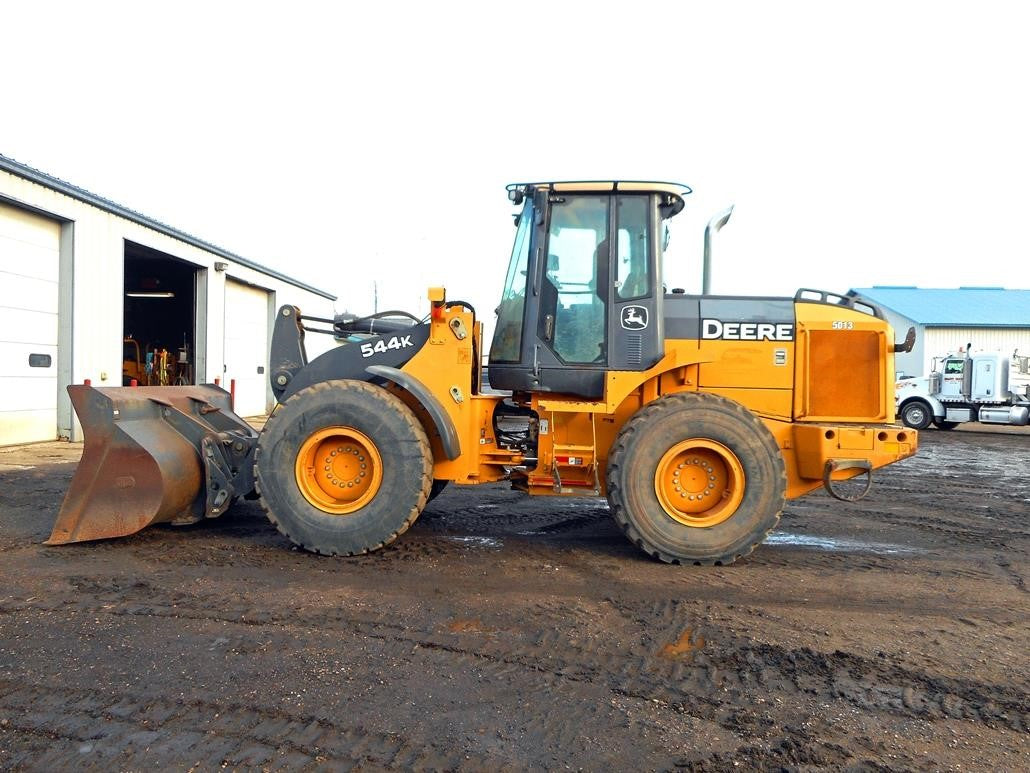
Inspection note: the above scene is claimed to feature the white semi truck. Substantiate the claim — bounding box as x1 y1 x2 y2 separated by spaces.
896 351 1030 429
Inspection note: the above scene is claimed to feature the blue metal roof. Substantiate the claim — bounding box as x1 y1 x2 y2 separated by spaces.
850 287 1030 327
0 153 336 301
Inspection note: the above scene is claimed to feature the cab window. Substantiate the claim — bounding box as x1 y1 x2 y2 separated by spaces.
614 196 650 300
543 195 608 364
490 201 533 362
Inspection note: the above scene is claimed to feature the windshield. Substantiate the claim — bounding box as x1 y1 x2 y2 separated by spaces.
490 201 534 362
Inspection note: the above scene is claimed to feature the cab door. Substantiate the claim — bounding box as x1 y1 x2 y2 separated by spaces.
940 358 965 397
538 194 610 367
607 194 663 371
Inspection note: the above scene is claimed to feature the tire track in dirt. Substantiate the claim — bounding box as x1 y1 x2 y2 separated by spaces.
2 582 1025 736
0 678 502 770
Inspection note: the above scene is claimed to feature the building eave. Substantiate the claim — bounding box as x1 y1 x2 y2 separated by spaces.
0 153 336 301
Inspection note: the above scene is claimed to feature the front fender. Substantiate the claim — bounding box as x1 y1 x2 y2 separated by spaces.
900 394 945 420
365 365 461 461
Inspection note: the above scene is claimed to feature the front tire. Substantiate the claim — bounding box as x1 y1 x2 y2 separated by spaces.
606 392 786 565
900 400 933 430
255 380 433 555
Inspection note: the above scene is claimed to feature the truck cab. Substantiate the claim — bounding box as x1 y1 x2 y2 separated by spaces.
896 351 1030 429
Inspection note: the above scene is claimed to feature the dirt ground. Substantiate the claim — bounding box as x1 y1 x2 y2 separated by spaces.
0 427 1027 771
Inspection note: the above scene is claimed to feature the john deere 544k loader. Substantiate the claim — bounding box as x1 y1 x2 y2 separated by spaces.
49 181 917 564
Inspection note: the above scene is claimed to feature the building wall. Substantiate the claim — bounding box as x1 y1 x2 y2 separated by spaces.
923 327 1030 370
1 168 336 441
861 303 925 378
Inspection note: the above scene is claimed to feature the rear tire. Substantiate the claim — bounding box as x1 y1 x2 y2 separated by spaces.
900 400 933 430
606 392 786 565
255 379 433 555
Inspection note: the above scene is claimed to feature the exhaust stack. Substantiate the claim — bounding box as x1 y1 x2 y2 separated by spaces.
702 205 734 295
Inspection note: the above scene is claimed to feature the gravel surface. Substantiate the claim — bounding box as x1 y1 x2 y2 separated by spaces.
0 428 1027 770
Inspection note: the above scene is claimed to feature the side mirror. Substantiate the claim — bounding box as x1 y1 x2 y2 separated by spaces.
893 326 916 353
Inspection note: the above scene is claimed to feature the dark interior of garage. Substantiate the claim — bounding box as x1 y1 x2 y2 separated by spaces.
123 241 197 386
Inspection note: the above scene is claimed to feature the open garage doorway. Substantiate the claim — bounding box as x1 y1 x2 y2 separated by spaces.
123 242 198 386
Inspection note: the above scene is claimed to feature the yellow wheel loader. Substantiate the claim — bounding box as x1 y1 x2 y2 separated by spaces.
49 181 918 564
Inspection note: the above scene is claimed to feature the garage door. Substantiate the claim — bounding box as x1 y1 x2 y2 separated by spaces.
224 279 270 417
0 202 60 446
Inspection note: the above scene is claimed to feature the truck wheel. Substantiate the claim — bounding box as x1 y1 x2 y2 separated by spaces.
255 379 433 555
900 400 933 430
933 419 959 430
606 392 786 565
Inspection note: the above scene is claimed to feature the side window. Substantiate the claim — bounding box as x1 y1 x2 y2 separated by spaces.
615 196 650 300
545 195 608 364
944 359 965 375
490 203 533 362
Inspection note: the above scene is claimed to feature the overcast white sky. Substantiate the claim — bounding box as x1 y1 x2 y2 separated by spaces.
3 1 1028 322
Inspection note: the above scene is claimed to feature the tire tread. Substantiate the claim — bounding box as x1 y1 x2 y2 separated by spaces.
254 380 432 556
606 392 786 565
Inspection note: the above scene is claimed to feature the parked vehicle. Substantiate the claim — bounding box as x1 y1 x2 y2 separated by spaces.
896 350 1030 429
48 180 918 565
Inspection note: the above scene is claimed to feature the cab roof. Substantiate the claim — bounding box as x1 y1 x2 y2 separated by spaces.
506 180 691 216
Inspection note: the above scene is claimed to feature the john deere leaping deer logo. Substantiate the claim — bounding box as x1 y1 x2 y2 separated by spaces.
621 305 648 330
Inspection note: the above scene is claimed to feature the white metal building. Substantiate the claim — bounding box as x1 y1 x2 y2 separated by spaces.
0 154 337 445
849 286 1030 376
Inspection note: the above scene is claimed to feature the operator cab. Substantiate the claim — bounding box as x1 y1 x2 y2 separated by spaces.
488 181 690 399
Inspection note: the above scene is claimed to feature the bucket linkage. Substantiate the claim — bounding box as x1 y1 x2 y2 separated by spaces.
47 384 258 545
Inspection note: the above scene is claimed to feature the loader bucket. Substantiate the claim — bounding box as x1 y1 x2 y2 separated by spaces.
47 384 258 545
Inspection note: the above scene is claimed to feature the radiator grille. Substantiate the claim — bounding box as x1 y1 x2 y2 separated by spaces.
626 334 643 366
806 330 882 419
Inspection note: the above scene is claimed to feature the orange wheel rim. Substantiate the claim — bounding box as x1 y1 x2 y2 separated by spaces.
295 426 383 515
654 439 745 527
